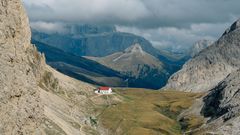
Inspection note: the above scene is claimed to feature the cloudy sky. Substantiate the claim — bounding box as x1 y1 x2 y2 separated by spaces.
23 0 240 51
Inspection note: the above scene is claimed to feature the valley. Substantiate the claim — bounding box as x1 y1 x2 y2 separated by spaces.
93 88 204 135
1 0 240 134
32 29 183 89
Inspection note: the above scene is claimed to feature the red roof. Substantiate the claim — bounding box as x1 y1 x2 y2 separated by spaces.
99 87 110 90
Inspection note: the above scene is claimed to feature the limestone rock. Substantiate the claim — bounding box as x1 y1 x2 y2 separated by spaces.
185 69 240 135
0 0 45 134
164 19 240 92
0 0 104 134
189 39 214 57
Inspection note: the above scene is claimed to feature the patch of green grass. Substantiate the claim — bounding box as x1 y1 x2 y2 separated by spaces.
154 104 179 120
97 88 203 135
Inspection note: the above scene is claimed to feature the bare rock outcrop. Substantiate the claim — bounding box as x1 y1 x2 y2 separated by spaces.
167 19 240 134
198 69 240 134
0 0 45 134
164 19 240 92
0 1 104 134
189 39 214 57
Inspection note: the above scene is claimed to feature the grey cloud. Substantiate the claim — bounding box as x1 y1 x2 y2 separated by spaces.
30 21 68 34
23 0 150 25
23 0 240 51
23 0 240 28
117 22 230 51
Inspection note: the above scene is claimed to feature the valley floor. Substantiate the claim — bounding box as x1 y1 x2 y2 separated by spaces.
94 88 204 135
38 67 204 135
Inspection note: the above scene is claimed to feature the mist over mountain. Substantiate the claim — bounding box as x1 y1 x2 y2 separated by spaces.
32 24 170 59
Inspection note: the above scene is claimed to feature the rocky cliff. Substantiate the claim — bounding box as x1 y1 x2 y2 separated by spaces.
164 19 240 92
0 0 104 134
0 0 45 134
165 19 240 134
192 69 240 134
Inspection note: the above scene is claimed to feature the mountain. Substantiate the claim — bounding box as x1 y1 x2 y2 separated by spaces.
31 25 185 67
86 43 170 89
0 1 106 134
32 39 128 87
189 39 214 57
164 19 240 134
200 69 240 134
0 0 44 133
65 24 117 35
31 27 158 57
4 0 240 134
164 19 240 92
32 25 185 89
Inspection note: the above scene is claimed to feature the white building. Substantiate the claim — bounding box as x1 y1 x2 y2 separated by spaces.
95 87 112 94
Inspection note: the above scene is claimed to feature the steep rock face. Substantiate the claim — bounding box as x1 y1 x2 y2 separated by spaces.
164 19 240 92
195 69 240 134
223 19 240 36
0 0 45 134
0 1 106 134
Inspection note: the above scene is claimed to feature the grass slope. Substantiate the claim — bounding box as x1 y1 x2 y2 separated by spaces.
96 89 203 135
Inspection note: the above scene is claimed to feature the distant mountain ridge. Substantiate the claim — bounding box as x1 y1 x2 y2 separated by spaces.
66 24 117 35
32 24 185 89
32 39 128 87
31 25 183 65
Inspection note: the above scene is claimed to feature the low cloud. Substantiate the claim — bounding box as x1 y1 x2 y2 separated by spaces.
23 0 240 51
24 0 150 25
23 0 240 28
30 21 68 34
117 22 230 51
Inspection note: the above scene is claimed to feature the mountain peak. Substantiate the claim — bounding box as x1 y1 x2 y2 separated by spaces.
124 43 144 54
165 18 240 92
223 19 240 36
